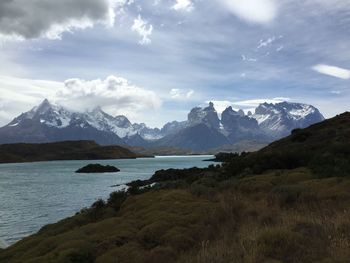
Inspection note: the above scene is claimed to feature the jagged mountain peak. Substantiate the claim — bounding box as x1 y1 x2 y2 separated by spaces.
0 99 326 150
37 98 51 109
222 106 245 117
188 102 220 129
206 101 215 110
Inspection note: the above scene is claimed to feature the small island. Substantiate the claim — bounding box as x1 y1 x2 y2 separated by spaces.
75 164 120 173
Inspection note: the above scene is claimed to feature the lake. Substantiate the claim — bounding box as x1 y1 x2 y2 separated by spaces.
0 156 214 246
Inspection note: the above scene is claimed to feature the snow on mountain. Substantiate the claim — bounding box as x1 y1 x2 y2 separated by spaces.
1 99 325 149
188 102 221 129
132 123 162 140
252 102 325 136
8 99 74 129
85 107 137 138
7 99 161 140
161 121 187 136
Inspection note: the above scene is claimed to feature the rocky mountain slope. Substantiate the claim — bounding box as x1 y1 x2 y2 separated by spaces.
0 99 325 151
154 101 324 150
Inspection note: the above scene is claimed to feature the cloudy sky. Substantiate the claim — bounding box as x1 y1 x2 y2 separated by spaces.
0 0 349 127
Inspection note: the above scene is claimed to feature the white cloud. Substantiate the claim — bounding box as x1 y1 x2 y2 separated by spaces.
206 100 237 114
172 0 194 12
56 75 162 115
131 15 153 45
312 64 350 80
241 54 258 62
206 98 291 114
0 0 116 40
170 88 195 99
257 36 276 49
0 75 61 125
234 97 290 108
219 0 277 24
0 75 162 126
331 90 341 95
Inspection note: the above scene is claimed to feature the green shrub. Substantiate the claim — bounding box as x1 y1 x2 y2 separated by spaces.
107 191 127 211
310 152 350 178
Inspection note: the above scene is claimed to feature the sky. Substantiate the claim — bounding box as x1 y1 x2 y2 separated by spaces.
0 0 350 128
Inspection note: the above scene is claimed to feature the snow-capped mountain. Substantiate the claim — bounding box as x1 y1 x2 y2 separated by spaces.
221 106 263 143
0 99 161 145
253 102 325 137
0 99 325 150
155 101 324 150
187 102 221 129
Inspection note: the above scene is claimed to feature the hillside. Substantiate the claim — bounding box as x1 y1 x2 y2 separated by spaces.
1 113 350 263
0 141 144 164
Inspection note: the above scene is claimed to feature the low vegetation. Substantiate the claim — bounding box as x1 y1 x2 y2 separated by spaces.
1 113 350 262
0 140 144 163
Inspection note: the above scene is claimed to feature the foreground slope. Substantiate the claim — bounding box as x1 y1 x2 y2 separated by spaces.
1 113 349 263
0 141 142 163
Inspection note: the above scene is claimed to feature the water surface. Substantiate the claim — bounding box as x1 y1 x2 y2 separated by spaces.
0 156 213 245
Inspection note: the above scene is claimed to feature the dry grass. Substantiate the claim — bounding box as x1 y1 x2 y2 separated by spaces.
178 169 350 263
2 168 350 263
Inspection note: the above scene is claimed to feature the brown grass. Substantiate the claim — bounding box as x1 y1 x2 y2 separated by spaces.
1 168 350 263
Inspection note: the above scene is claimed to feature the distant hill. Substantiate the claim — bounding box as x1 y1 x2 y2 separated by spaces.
0 140 145 164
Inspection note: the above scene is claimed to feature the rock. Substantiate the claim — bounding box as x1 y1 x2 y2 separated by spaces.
75 164 120 173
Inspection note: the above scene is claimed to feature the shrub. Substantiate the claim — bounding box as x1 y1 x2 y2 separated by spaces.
272 185 305 207
91 199 105 210
310 152 350 178
89 199 106 221
190 183 216 199
107 191 127 211
257 229 306 262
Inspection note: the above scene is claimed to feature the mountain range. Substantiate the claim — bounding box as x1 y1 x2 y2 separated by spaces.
0 99 325 151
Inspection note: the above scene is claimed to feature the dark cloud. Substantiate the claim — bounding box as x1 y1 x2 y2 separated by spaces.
0 0 114 39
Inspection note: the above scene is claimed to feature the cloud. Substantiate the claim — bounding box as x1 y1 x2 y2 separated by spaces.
218 0 277 24
234 97 291 108
312 64 350 80
331 90 341 95
172 0 194 12
257 36 277 49
0 0 116 40
170 88 194 99
0 75 162 126
206 100 236 114
241 54 258 62
0 75 61 125
56 75 162 115
131 15 153 45
206 98 291 114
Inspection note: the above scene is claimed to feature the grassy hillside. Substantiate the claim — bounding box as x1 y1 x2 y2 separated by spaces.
0 140 144 163
1 113 350 262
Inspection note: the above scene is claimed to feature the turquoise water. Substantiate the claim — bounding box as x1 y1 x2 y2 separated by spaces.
0 156 214 246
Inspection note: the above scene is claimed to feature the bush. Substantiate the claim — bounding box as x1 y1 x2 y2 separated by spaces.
257 229 306 262
107 191 127 211
190 183 216 199
310 152 350 178
89 199 106 221
272 185 305 207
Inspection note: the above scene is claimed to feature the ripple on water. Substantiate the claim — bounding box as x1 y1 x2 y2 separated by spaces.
0 156 214 245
